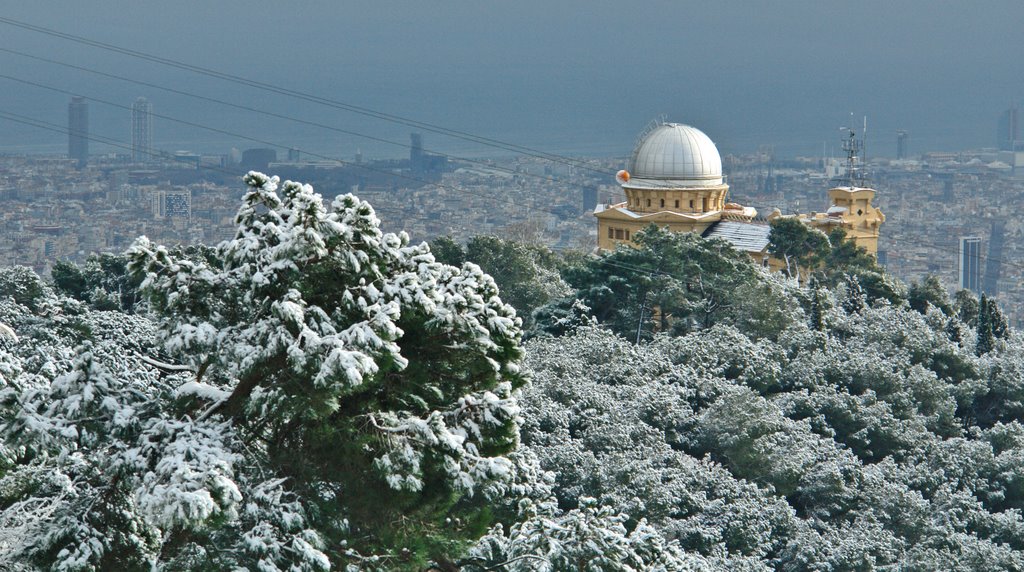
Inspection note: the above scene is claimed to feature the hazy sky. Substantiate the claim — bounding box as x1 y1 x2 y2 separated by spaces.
1 1 1022 159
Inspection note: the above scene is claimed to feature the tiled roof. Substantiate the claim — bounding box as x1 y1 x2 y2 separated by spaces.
702 221 771 253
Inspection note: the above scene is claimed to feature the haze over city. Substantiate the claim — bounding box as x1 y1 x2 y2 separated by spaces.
1 0 1022 159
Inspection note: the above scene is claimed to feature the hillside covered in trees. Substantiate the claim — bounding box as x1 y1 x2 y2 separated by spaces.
1 174 1023 571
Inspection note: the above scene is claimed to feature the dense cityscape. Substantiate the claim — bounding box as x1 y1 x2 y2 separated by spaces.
4 100 1024 322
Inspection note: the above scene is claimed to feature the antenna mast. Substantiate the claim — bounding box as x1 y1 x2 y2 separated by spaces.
862 115 868 169
838 116 867 187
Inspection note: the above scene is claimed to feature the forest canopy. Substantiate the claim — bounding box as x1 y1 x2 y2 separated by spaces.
3 180 1023 571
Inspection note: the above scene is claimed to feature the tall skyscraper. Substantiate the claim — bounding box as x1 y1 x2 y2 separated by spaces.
68 97 88 168
410 132 424 171
998 106 1019 151
983 220 1005 296
959 236 982 294
131 97 153 163
896 129 908 160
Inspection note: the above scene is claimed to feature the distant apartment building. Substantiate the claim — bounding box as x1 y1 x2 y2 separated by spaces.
68 97 88 168
152 189 192 220
959 236 982 293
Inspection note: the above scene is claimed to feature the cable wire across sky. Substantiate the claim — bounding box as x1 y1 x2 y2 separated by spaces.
1 14 1022 287
0 46 612 193
0 15 606 174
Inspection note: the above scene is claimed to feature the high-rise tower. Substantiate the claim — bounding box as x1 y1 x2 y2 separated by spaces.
68 97 88 168
896 129 908 160
131 97 153 163
959 236 982 294
410 132 424 171
998 106 1019 151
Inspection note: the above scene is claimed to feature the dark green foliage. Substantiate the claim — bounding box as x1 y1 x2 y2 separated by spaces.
13 194 1024 570
955 289 980 327
823 230 903 307
823 227 879 272
847 268 906 306
51 253 145 313
529 298 595 338
51 260 87 300
129 174 526 567
0 265 52 312
841 274 866 314
542 224 757 341
428 235 568 328
976 294 1009 356
520 266 1024 569
768 217 831 277
909 275 952 316
428 235 466 267
808 277 828 331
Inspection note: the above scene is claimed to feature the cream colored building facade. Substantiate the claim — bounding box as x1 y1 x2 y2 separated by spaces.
595 122 884 261
796 186 885 254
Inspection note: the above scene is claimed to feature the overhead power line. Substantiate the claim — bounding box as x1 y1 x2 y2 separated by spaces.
0 47 604 190
0 16 605 174
2 104 1020 297
4 18 1015 282
0 14 746 196
0 102 593 236
0 108 577 248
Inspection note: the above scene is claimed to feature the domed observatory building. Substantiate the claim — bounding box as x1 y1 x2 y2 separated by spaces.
595 122 759 252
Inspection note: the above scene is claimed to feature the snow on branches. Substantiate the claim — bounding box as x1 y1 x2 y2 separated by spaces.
126 172 526 565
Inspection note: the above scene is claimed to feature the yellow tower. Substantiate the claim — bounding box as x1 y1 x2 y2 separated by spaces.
595 123 756 250
784 128 885 255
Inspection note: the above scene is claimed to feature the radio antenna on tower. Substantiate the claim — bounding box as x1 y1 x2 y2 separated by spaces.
836 115 867 188
862 115 868 170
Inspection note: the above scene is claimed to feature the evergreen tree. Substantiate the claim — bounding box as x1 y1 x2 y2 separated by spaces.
768 217 831 280
841 274 866 314
823 227 880 273
428 235 570 329
128 173 527 567
808 276 827 331
908 275 952 316
977 294 996 355
51 259 88 300
0 265 52 312
51 252 147 313
945 317 963 344
955 289 981 327
427 235 466 267
989 297 1009 340
542 224 757 340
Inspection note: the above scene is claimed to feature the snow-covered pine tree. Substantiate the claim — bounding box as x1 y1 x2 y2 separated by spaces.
127 172 526 567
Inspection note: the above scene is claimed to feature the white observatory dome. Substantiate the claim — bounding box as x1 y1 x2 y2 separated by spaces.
626 123 723 187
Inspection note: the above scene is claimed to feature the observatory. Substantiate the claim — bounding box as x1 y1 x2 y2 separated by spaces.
595 120 884 262
595 122 757 252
